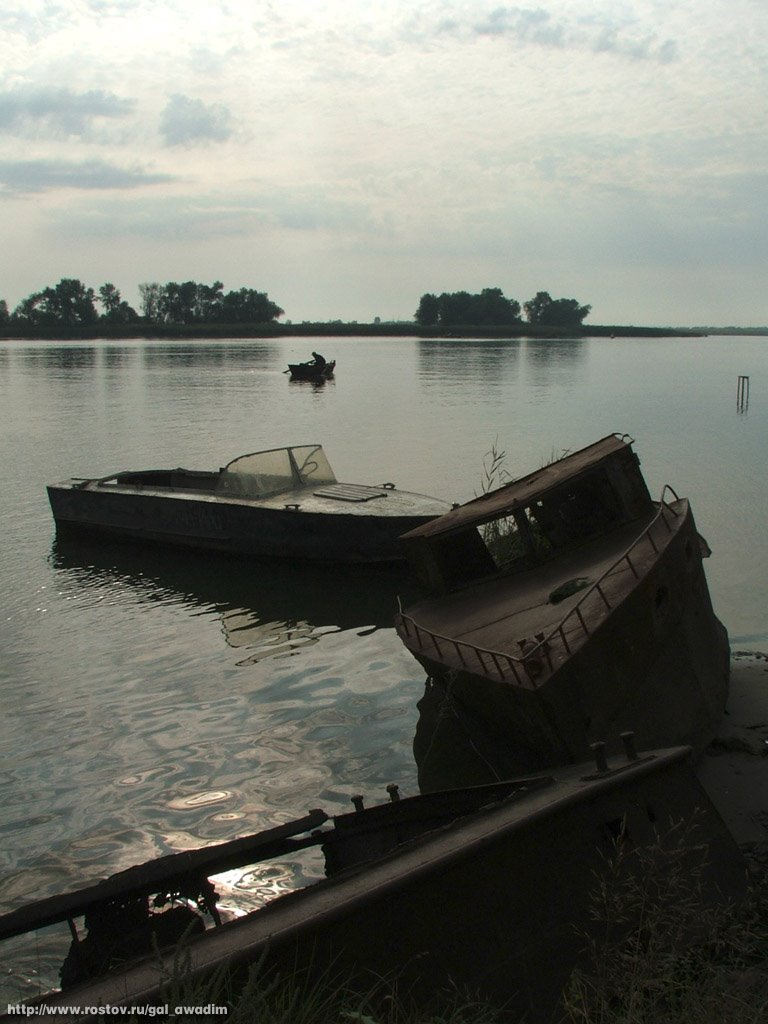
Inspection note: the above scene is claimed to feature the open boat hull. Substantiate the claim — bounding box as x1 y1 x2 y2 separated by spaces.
287 359 335 381
0 746 745 1023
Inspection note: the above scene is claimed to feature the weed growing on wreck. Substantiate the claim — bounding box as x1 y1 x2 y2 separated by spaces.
476 439 513 498
476 440 526 570
475 440 561 570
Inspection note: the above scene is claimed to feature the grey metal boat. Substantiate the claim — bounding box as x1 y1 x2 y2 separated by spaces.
46 444 451 563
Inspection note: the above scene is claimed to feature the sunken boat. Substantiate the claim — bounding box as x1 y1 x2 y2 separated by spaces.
0 743 745 1022
46 444 450 564
394 434 730 789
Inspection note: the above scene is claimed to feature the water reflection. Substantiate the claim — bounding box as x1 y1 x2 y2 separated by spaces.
141 342 279 368
522 336 586 367
288 376 336 391
417 337 522 380
101 347 138 369
17 346 97 372
50 537 416 661
0 540 423 999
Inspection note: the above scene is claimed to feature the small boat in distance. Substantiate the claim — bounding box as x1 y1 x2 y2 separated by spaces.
395 434 730 789
287 358 336 381
47 444 450 563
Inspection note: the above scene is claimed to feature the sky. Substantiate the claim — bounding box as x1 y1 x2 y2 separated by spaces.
1 0 766 327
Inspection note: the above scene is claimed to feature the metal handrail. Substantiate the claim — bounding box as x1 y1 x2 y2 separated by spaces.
396 485 682 687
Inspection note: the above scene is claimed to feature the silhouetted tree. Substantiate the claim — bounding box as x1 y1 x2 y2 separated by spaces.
138 280 283 324
415 288 521 327
219 287 284 323
524 291 591 326
0 299 8 326
139 282 162 321
99 283 139 323
13 278 98 325
415 293 440 326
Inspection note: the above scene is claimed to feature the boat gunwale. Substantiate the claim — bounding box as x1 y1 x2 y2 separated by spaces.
47 479 449 516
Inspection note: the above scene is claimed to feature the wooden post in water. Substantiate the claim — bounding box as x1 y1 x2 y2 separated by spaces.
737 375 750 411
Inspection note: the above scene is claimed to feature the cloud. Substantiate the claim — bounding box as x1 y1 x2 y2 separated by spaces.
0 4 70 44
0 86 135 138
45 188 376 243
0 159 175 194
475 6 565 47
159 94 235 146
468 4 679 63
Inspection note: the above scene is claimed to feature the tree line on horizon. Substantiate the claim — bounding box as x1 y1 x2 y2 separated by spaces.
0 279 284 328
0 278 591 329
415 288 591 327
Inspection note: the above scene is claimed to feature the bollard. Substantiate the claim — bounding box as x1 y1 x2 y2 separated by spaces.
590 741 608 773
620 731 638 761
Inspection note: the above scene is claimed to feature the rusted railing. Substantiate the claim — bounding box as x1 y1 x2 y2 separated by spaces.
396 486 682 688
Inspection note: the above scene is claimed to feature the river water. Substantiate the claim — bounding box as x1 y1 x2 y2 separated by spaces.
1 333 766 997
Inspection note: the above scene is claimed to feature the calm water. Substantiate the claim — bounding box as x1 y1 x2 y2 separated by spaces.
1 333 767 996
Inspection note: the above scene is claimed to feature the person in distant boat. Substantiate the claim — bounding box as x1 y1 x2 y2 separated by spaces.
310 351 327 370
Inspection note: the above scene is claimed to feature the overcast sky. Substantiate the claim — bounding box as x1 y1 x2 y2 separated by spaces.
1 0 766 326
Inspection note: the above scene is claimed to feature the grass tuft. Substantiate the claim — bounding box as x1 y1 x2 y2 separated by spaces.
560 818 768 1024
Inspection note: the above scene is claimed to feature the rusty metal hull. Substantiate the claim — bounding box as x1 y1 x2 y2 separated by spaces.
8 748 745 1023
399 502 729 789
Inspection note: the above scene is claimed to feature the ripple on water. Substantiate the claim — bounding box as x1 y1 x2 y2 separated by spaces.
0 620 424 1005
166 790 233 810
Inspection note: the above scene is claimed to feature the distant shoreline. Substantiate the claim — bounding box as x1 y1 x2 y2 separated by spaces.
0 322 717 342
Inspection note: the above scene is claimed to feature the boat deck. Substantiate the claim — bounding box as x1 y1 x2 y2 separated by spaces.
63 478 450 518
397 500 687 683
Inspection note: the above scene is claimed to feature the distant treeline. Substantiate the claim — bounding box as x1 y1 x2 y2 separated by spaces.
692 326 768 335
0 279 590 331
0 277 705 339
415 288 591 328
0 278 283 329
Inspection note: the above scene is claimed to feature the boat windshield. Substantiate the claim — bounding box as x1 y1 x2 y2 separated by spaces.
215 445 337 498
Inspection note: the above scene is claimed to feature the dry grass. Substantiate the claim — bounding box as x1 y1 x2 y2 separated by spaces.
560 819 768 1024
147 821 767 1023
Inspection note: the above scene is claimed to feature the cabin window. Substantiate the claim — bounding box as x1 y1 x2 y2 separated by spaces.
480 507 554 572
527 471 623 549
480 514 525 571
433 529 497 588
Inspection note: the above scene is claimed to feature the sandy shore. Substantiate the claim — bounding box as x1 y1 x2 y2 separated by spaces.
696 652 768 848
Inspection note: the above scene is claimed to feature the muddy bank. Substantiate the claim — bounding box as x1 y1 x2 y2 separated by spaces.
697 652 768 848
